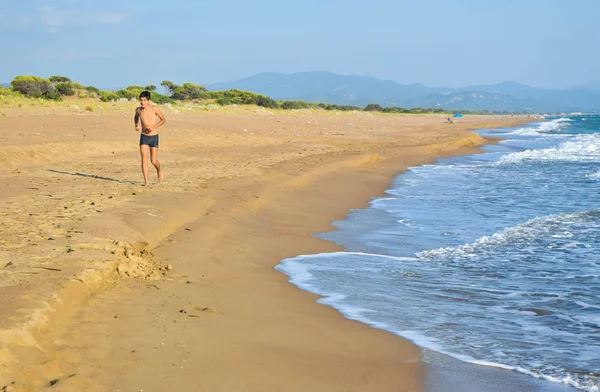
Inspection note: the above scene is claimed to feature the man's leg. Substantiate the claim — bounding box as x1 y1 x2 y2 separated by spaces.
150 147 163 182
140 144 150 185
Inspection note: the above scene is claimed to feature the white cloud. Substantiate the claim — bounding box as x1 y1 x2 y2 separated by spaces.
37 49 107 61
35 7 129 32
94 12 128 24
0 4 130 32
42 7 74 27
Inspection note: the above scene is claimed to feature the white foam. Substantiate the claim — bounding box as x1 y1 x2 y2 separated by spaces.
466 360 594 391
276 259 318 292
574 300 600 309
277 251 416 299
402 329 598 391
496 134 600 165
285 251 414 263
396 329 596 391
395 328 599 391
506 118 572 137
278 248 600 391
587 170 600 180
418 209 599 260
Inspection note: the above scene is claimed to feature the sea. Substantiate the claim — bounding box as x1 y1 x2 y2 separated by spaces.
276 115 600 392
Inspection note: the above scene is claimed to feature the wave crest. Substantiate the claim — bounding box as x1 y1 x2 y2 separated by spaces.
418 209 600 260
496 134 600 164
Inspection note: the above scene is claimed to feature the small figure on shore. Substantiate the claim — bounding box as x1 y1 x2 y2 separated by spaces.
445 116 454 123
134 91 166 186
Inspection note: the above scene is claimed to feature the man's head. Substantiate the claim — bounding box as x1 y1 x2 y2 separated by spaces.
139 91 151 107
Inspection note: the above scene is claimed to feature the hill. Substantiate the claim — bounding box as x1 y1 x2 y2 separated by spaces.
208 72 600 112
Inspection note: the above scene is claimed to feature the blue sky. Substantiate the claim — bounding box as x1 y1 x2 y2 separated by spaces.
1 0 598 89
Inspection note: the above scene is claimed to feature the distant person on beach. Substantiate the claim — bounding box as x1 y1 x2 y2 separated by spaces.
134 91 166 186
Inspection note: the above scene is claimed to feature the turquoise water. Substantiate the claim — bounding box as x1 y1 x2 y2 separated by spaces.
277 116 600 391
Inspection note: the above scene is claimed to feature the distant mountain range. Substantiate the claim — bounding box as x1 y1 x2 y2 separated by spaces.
0 83 10 88
208 72 600 113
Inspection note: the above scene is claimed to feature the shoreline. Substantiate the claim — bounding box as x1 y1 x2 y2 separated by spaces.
0 108 536 391
273 137 578 392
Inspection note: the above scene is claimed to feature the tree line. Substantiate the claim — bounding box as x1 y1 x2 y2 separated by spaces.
0 75 517 115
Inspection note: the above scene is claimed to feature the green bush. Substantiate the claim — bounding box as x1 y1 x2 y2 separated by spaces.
11 76 57 98
382 106 409 113
280 100 312 109
100 91 120 102
315 103 361 111
49 75 71 84
45 92 63 101
171 83 207 100
116 86 142 99
254 94 278 108
148 92 175 104
99 88 175 104
365 103 383 112
55 82 75 96
0 86 20 97
86 86 100 94
216 97 232 105
204 89 279 108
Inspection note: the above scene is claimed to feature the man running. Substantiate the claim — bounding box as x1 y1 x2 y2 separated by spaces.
134 91 166 185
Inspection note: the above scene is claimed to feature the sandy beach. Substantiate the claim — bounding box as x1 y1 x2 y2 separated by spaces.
0 101 532 391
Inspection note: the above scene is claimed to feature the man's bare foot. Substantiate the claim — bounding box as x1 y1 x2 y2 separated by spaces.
158 171 164 183
142 182 151 187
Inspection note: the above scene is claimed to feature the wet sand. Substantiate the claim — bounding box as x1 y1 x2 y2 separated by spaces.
0 102 535 391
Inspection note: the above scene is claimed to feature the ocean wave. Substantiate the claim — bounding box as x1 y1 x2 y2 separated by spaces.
506 118 572 137
278 250 600 391
587 170 600 180
277 252 416 292
285 251 414 263
465 359 598 392
496 134 600 165
418 209 600 260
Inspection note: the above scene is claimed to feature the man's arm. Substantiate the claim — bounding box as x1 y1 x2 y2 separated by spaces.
150 106 167 130
134 108 141 131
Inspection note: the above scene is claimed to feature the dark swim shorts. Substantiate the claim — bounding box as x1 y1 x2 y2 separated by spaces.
140 133 159 148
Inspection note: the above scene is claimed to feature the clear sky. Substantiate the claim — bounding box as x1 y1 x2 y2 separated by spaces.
1 0 598 89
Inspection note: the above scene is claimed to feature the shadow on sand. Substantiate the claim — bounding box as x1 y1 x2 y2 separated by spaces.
48 169 137 184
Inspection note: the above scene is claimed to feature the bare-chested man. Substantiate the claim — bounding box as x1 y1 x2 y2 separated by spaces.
134 91 166 186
